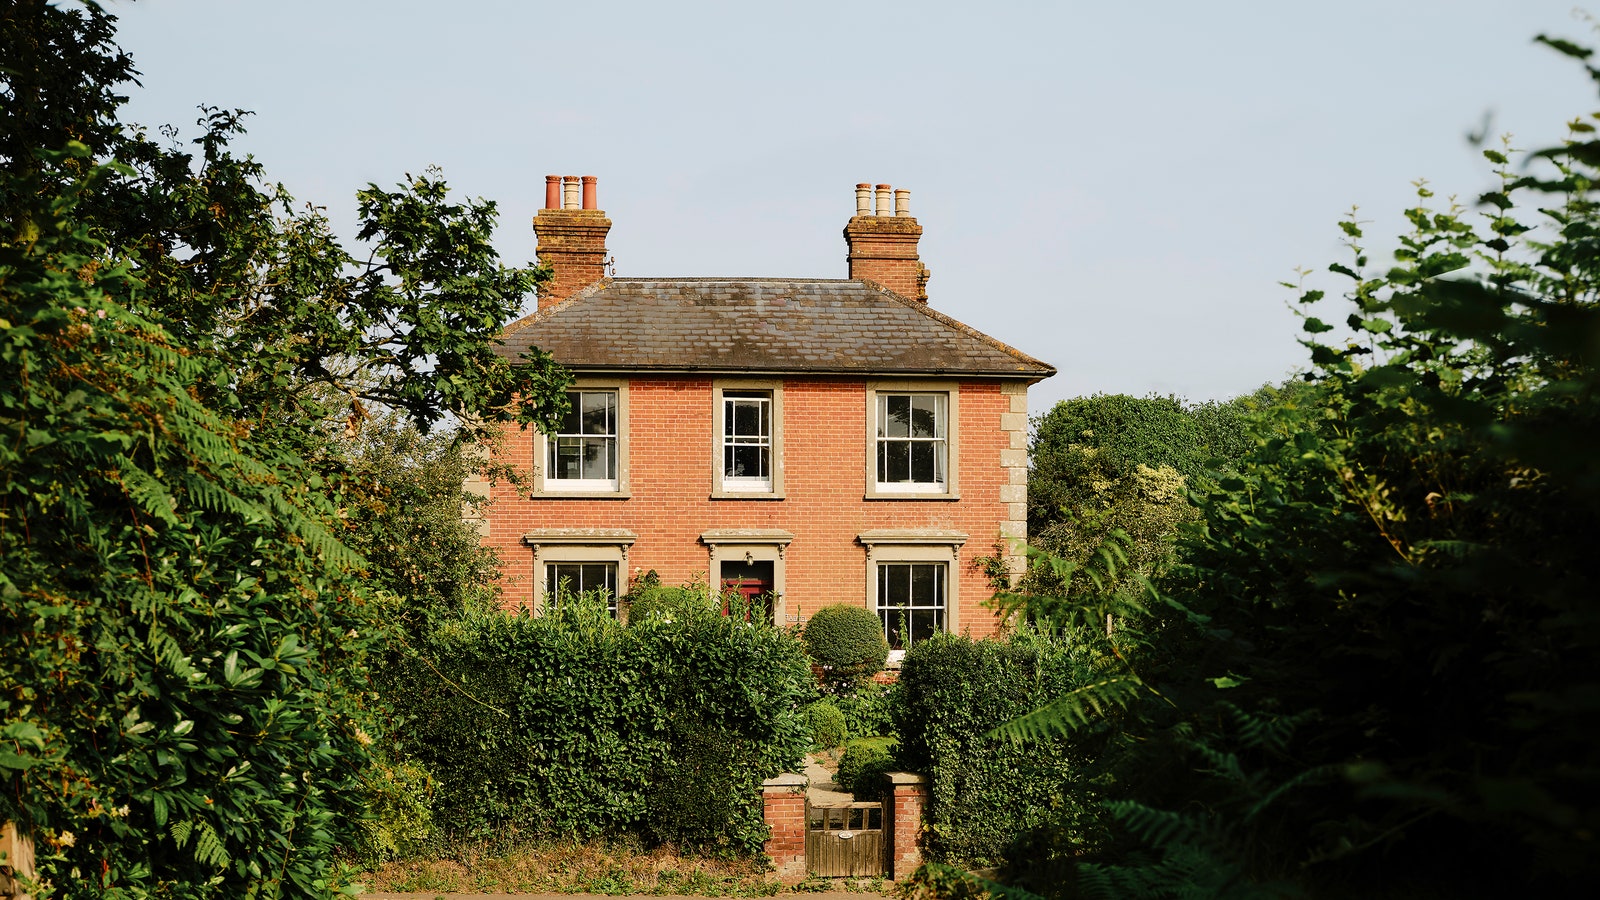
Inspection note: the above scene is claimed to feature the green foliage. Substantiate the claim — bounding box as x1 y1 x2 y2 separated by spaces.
1025 391 1278 604
2 3 574 894
331 416 503 635
832 679 895 739
0 149 384 897
990 36 1600 899
835 737 896 798
802 604 890 686
622 571 717 624
384 602 813 854
349 757 436 870
801 701 849 750
892 631 1099 869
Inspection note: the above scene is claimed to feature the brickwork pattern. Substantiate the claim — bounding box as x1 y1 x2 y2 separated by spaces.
888 776 928 880
532 209 610 309
845 216 925 301
761 779 807 880
485 375 1022 636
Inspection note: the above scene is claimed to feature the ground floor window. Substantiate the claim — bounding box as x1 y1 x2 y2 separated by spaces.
545 561 619 617
877 562 945 651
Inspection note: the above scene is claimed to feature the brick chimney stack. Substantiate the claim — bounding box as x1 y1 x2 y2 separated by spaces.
844 182 930 302
533 174 611 310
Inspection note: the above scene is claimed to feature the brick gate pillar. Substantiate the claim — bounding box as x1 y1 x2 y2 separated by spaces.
761 773 808 880
886 772 928 880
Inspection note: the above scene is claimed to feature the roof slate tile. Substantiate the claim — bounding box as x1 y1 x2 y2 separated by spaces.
497 278 1055 379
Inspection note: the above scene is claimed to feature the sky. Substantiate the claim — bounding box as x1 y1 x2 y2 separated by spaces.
108 0 1597 412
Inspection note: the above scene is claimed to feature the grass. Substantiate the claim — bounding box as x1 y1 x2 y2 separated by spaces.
351 835 789 896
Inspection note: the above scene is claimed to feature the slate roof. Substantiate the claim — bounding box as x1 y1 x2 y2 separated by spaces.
497 278 1055 379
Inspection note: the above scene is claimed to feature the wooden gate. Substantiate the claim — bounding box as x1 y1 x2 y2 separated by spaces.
805 800 884 877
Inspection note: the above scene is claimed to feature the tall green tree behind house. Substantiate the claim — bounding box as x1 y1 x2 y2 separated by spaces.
1025 391 1269 597
981 35 1600 899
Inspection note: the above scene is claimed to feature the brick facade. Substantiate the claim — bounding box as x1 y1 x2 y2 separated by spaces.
484 374 1027 636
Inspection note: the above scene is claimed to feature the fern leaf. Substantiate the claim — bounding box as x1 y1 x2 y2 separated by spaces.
990 675 1145 742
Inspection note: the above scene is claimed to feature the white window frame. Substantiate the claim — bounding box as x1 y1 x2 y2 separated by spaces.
865 381 959 500
523 529 636 614
544 561 620 617
535 381 629 497
858 530 966 663
711 380 784 499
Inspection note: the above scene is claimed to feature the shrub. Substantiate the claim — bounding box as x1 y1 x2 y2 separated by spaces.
802 701 849 749
833 680 895 738
385 597 813 853
350 757 436 868
802 604 889 685
892 629 1095 868
836 736 897 798
623 572 716 624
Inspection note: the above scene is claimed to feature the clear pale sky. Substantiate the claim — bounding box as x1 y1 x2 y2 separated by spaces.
109 0 1596 411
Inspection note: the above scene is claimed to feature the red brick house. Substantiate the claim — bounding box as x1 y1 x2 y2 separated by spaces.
478 177 1054 651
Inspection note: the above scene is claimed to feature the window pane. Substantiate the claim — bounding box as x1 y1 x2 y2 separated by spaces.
581 392 613 435
554 437 582 479
731 399 764 436
911 610 939 647
911 563 938 603
559 392 583 434
730 444 765 478
579 437 609 480
883 395 910 438
910 394 940 438
910 441 935 483
882 610 906 651
884 564 911 606
880 441 910 483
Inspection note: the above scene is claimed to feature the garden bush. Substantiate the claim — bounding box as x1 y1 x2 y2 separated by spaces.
622 571 716 623
892 629 1095 868
833 679 895 738
836 737 897 798
384 595 812 853
801 701 849 749
802 604 889 686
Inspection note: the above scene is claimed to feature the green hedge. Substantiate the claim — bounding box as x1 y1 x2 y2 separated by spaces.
836 736 897 798
384 600 811 852
892 630 1094 868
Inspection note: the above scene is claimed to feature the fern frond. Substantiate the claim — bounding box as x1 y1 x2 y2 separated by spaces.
990 675 1145 743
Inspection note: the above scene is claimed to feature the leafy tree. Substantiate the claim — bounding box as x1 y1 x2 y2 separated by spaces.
1025 392 1271 598
2 1 570 894
1 148 384 897
978 35 1600 899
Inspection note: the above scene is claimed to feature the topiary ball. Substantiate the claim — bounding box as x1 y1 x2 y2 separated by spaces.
802 604 890 682
801 700 849 749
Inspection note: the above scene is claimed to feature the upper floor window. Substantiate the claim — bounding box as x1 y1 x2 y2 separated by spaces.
712 381 783 499
723 390 772 491
548 389 617 490
876 392 947 491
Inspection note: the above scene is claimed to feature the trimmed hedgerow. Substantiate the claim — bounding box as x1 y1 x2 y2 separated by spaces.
802 604 889 686
384 598 811 853
892 629 1096 868
802 701 849 749
836 736 897 798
